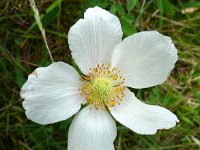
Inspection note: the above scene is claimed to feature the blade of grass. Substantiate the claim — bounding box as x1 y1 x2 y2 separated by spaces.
29 0 54 63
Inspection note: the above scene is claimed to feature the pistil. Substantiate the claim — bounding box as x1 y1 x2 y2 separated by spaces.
80 64 125 110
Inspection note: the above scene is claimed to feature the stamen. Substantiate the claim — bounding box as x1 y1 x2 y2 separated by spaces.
80 64 126 110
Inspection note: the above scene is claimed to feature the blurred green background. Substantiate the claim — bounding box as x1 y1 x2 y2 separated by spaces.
0 0 200 149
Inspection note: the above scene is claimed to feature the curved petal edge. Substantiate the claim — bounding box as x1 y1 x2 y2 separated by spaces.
111 31 178 89
110 88 179 135
21 62 85 125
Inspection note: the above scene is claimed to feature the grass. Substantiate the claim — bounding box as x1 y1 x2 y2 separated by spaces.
0 0 200 149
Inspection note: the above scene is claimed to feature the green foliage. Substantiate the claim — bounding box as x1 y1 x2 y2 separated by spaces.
155 0 176 29
0 0 200 149
127 0 138 12
26 0 63 32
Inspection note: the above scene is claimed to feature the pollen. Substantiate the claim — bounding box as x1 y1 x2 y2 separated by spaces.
91 78 112 99
80 64 126 110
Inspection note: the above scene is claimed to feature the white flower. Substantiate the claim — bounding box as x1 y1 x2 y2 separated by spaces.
20 6 179 150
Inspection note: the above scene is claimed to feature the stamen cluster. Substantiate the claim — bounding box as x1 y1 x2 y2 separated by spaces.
80 64 125 110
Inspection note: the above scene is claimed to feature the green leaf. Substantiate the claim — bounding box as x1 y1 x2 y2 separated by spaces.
110 4 117 14
123 14 135 23
15 68 25 87
184 0 200 8
26 0 63 33
121 17 136 36
82 0 109 10
114 3 126 15
156 0 164 29
127 0 138 12
162 0 175 17
156 0 175 17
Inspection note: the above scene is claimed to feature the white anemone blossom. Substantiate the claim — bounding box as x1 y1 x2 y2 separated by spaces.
21 6 179 150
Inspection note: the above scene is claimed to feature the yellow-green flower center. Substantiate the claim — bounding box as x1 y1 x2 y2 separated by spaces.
80 64 126 110
91 78 113 99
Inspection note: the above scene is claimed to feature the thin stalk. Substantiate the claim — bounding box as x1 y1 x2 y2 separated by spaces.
29 0 54 63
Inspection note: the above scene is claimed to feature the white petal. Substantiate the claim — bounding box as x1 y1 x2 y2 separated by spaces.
111 31 178 89
110 88 179 135
68 106 117 150
20 62 85 125
68 6 122 75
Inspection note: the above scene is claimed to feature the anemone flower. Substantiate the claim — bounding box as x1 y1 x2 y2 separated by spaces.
21 6 179 150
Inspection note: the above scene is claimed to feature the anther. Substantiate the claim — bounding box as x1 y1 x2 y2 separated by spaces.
79 63 126 110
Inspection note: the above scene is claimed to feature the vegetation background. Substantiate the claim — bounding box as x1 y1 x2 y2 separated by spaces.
0 0 200 149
